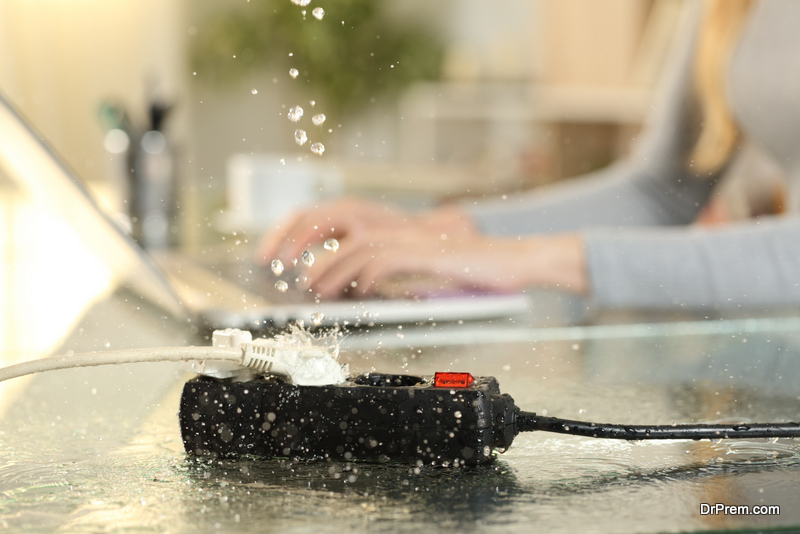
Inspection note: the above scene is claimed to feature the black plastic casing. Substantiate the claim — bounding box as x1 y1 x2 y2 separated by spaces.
179 373 519 465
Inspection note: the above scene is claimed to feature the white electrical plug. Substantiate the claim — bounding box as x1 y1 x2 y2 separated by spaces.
181 328 256 379
184 328 349 385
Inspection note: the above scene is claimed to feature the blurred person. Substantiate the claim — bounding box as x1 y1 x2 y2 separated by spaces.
259 0 800 309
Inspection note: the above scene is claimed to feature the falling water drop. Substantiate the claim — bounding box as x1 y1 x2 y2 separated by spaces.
311 312 324 325
302 250 315 266
312 7 325 19
289 68 299 79
323 238 339 252
288 105 304 122
275 280 289 293
294 129 308 146
310 142 325 156
271 259 284 276
312 114 326 126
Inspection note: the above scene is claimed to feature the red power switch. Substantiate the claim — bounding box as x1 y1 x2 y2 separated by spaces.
433 372 475 388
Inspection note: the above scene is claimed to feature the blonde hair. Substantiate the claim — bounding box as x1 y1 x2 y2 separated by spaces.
690 0 753 174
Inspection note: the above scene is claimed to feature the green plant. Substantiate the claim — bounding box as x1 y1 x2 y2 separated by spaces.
192 0 444 118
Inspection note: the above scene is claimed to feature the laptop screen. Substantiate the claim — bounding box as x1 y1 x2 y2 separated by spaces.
0 90 188 355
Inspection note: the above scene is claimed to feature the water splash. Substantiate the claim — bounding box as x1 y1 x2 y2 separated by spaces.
312 114 326 126
288 106 304 122
302 250 315 266
310 142 325 156
271 259 284 276
294 129 308 146
324 238 339 252
289 68 299 79
311 312 325 326
275 280 289 292
312 7 325 20
259 323 347 385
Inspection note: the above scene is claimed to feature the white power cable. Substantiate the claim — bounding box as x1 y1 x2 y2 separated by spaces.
0 346 242 383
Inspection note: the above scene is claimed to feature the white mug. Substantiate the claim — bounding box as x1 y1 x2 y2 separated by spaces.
223 153 342 232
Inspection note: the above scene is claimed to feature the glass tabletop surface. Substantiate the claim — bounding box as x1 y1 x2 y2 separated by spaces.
3 306 800 534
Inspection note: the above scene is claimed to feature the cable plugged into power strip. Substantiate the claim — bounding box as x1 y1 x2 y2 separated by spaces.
1 331 798 466
0 328 347 386
179 371 800 466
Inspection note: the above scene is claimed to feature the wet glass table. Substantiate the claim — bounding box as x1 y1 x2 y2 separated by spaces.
2 304 800 533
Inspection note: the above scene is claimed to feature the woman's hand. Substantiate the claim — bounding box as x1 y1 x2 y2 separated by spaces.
256 196 476 265
306 230 589 299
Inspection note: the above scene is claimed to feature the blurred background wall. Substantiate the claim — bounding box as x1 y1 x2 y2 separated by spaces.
0 0 685 249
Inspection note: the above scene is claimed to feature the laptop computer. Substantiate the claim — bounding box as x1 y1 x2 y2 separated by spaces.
0 90 530 332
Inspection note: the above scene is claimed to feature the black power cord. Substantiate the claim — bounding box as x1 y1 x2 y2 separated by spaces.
516 413 800 441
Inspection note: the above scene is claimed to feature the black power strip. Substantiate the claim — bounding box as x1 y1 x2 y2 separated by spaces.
179 373 517 466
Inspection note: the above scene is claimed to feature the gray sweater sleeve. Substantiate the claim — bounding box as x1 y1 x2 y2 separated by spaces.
584 216 800 309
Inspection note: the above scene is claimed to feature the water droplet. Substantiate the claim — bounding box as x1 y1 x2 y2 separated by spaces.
294 129 308 146
571 343 580 350
275 280 288 292
454 411 462 419
271 259 284 276
768 436 779 444
279 158 286 165
291 0 311 6
324 238 339 252
251 89 258 95
302 250 315 266
310 142 325 156
289 68 299 79
312 7 324 19
710 438 722 444
312 114 326 126
288 105 303 122
310 100 316 107
292 258 298 266
311 312 324 325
